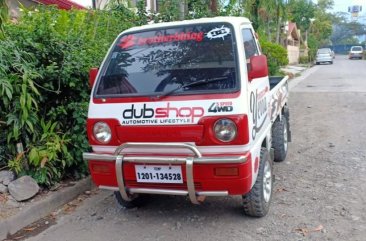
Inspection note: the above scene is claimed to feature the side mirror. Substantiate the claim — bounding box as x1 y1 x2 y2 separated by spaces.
89 68 99 89
248 55 269 81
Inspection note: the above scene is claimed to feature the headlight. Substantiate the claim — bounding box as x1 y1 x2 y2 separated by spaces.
93 122 112 144
214 119 237 142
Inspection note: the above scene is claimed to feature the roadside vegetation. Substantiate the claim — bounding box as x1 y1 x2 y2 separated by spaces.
0 0 335 187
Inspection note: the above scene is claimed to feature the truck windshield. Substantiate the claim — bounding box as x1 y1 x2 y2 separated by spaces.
95 23 238 97
351 46 362 51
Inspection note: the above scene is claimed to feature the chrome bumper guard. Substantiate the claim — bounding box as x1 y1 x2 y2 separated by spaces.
83 142 247 204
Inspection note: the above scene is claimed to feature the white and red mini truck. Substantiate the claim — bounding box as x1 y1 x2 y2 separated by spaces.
84 17 291 217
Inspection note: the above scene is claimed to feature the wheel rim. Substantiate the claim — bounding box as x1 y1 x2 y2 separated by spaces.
283 123 288 152
262 160 272 203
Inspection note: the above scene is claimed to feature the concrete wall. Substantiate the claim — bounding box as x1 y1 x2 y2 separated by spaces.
287 45 300 64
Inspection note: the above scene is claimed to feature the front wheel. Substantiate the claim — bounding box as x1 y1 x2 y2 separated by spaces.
242 148 273 217
114 191 149 209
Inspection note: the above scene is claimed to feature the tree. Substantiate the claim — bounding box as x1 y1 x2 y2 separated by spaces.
0 0 8 39
274 0 287 44
156 0 181 22
310 0 334 46
245 0 261 30
287 0 315 33
136 0 148 25
209 0 218 14
186 0 222 19
239 0 287 43
317 0 334 11
331 14 366 45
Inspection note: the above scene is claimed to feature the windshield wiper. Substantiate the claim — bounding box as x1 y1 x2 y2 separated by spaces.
154 76 228 100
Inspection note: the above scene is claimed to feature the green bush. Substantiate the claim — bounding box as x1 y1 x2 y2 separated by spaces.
259 39 289 75
307 35 319 62
299 56 310 64
0 6 135 186
0 4 294 186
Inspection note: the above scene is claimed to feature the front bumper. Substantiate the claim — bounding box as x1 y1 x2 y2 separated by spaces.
83 142 249 204
349 53 363 59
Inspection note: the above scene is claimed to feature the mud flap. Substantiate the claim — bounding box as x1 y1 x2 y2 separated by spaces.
284 106 292 142
270 148 274 162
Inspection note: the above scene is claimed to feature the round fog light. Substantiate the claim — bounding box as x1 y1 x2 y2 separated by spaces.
93 122 112 144
214 119 237 142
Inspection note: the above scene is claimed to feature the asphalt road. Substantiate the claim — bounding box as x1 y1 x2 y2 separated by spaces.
25 56 366 241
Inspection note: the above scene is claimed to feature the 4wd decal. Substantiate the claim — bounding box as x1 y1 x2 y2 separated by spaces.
207 26 231 40
208 101 233 113
250 87 269 140
118 32 204 49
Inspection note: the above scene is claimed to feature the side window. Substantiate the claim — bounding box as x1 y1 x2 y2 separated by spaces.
242 29 259 61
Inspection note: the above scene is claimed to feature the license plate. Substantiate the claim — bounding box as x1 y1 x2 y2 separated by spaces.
135 165 183 183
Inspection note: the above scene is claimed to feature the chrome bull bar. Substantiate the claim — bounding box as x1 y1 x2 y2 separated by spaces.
83 142 247 204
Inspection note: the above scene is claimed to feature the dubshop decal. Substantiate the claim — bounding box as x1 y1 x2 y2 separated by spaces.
250 87 269 140
118 32 204 49
207 26 231 40
208 101 233 113
121 103 204 125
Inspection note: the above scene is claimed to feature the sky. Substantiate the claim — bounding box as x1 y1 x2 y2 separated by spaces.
331 0 365 13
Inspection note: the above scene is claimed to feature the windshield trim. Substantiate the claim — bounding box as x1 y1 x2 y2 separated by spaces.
93 22 240 99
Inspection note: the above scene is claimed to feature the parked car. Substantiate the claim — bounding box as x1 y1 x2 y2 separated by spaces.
349 46 364 60
315 48 333 65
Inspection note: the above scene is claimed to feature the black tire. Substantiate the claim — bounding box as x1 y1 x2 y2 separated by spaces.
114 191 148 209
242 148 273 217
330 61 333 64
315 62 319 65
272 115 288 162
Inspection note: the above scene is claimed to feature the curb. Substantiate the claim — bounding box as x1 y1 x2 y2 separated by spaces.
0 177 92 240
288 65 318 91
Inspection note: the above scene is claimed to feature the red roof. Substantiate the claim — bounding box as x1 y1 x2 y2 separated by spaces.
36 0 86 10
287 22 300 40
288 22 296 34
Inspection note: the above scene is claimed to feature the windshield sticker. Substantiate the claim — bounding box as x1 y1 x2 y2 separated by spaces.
119 35 137 49
207 26 231 40
118 32 204 49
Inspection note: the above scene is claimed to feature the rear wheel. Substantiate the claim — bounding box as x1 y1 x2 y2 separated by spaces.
272 115 288 162
114 191 148 209
242 148 273 217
